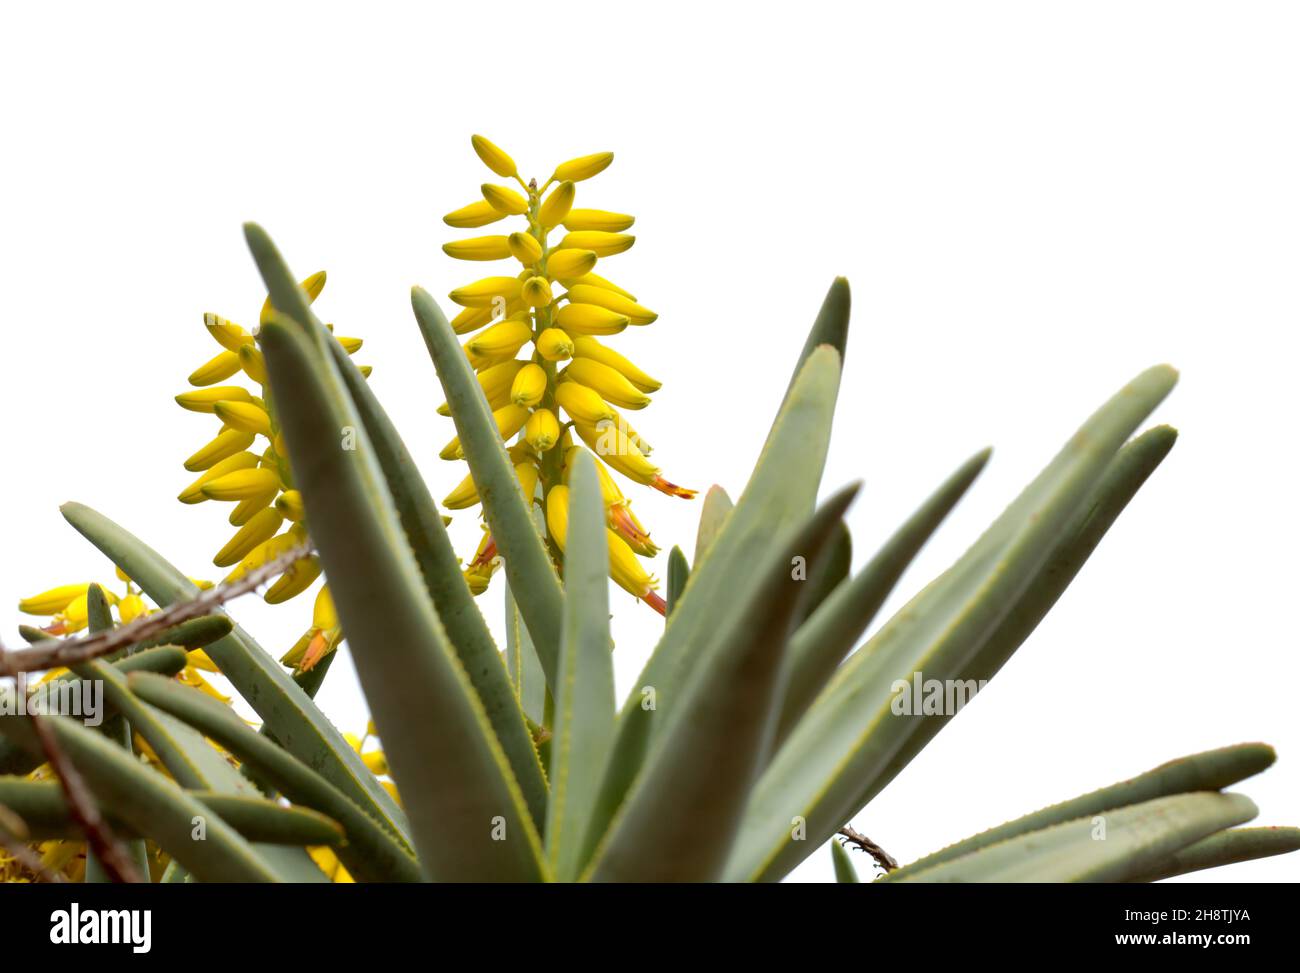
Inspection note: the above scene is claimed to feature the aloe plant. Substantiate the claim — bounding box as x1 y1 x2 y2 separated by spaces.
1 146 1296 884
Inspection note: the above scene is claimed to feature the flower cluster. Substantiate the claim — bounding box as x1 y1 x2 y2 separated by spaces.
175 278 363 670
441 135 695 613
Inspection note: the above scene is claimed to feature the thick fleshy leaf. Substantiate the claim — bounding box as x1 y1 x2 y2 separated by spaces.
882 743 1276 881
411 284 565 684
60 501 407 844
586 484 860 882
783 277 850 402
257 312 544 882
693 486 733 566
128 672 422 883
830 840 860 883
505 578 547 727
775 448 991 741
1127 826 1300 883
326 336 547 828
545 452 616 881
665 546 689 616
794 520 852 629
892 792 1257 882
727 365 1179 882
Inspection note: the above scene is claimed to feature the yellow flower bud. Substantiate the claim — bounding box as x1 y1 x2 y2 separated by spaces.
508 232 543 266
203 313 252 353
562 209 635 232
184 428 257 472
442 471 480 510
563 358 652 409
571 335 661 392
213 400 273 437
552 152 614 182
564 284 656 325
471 134 517 178
336 336 363 354
465 317 532 363
559 231 635 257
214 507 285 567
516 460 539 502
555 381 617 425
440 358 526 415
546 248 598 280
605 527 663 612
200 467 281 503
265 554 322 604
536 328 575 361
555 303 629 336
443 235 513 261
223 530 301 584
260 271 326 326
525 408 560 452
239 344 268 384
521 275 553 308
275 489 306 521
510 363 548 407
546 484 570 550
440 404 529 459
313 585 339 631
19 583 91 617
450 305 493 335
189 351 242 386
559 272 636 300
444 200 505 228
363 750 390 775
179 451 259 503
228 497 269 526
175 386 255 413
118 593 147 624
538 181 575 228
449 276 524 308
481 183 529 215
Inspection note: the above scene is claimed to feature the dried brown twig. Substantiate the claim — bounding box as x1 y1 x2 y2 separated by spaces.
6 543 312 673
839 825 899 872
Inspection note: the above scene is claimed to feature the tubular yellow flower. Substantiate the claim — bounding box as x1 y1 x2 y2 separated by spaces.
525 408 560 452
224 529 303 585
336 336 364 354
465 317 531 363
440 404 529 460
175 386 255 413
515 460 539 503
545 248 598 280
508 232 543 266
188 350 242 386
214 507 284 567
18 583 91 617
555 303 629 336
438 358 526 415
573 420 695 497
443 200 506 228
213 400 273 436
606 528 665 614
239 344 268 384
521 275 553 308
443 235 513 261
118 593 146 624
562 209 635 232
538 181 575 228
559 231 635 257
552 152 614 182
564 358 653 409
260 271 325 326
564 284 657 325
449 276 523 308
562 271 636 300
546 484 570 550
184 428 257 472
204 313 252 352
450 304 497 335
265 554 322 605
571 335 662 392
537 328 575 361
510 362 548 407
443 470 480 509
200 467 281 503
481 183 529 215
555 381 617 424
275 489 306 521
228 497 269 527
471 134 517 178
179 451 258 503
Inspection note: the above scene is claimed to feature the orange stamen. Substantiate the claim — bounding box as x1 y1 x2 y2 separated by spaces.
650 476 697 499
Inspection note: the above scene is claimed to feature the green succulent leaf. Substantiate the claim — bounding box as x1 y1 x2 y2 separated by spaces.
545 452 617 881
411 284 565 686
1127 826 1300 883
665 545 689 616
727 364 1179 882
784 277 850 402
693 485 733 565
794 519 852 629
830 839 860 883
891 792 1257 882
505 578 548 727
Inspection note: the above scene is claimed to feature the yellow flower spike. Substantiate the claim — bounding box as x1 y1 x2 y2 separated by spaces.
545 484 570 551
214 507 285 567
175 386 255 413
449 304 496 335
265 554 322 604
464 317 532 362
559 230 635 256
443 200 506 228
562 209 636 232
481 183 529 216
555 303 629 336
555 381 617 425
538 180 576 228
203 313 252 353
571 335 662 392
260 271 326 326
564 284 657 325
508 231 544 266
564 358 653 409
559 271 636 301
228 497 269 526
545 248 598 280
362 751 389 775
336 336 363 354
515 460 540 503
510 363 548 407
449 276 523 308
521 275 553 308
606 528 666 614
184 428 257 472
212 400 273 437
117 593 146 624
525 408 560 452
471 134 517 179
201 466 281 503
18 583 91 617
188 350 242 386
443 235 513 261
238 344 268 384
442 471 480 510
275 489 306 521
536 328 575 361
552 152 614 183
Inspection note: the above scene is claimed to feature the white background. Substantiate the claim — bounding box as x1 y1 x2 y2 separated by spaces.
2 2 1297 882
